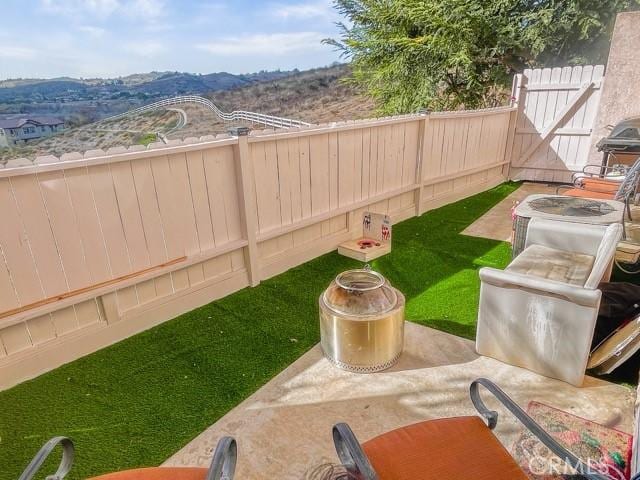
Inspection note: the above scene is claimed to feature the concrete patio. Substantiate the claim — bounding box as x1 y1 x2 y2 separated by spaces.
164 323 635 479
462 181 557 241
163 181 638 479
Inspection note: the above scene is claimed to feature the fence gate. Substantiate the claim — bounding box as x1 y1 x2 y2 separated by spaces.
509 65 604 183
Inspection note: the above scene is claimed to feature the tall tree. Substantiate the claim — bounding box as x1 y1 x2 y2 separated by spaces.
327 0 638 113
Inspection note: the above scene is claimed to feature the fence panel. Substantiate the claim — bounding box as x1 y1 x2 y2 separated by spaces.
509 65 605 182
0 109 514 389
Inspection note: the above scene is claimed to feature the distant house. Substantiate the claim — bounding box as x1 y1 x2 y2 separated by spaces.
0 117 65 147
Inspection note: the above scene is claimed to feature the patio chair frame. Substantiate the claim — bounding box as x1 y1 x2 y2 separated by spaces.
571 163 629 185
557 157 640 220
18 436 74 480
18 435 237 480
332 378 612 480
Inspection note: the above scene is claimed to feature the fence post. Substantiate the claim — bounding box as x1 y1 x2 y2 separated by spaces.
503 108 518 180
414 112 430 216
99 292 121 324
232 127 261 287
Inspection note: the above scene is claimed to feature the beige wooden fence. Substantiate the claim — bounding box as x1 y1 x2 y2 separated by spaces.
0 107 514 389
509 65 605 182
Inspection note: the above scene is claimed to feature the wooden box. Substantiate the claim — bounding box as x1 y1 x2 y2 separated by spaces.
338 212 392 262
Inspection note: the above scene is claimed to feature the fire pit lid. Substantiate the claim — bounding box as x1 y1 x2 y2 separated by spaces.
322 268 398 317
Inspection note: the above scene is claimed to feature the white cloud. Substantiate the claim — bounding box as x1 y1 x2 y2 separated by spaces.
40 0 120 18
271 0 336 20
39 0 166 21
127 40 165 57
0 46 37 60
128 0 166 19
78 25 107 38
197 32 328 56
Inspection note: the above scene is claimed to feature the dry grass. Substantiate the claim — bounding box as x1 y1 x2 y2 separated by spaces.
208 64 375 125
0 110 178 162
0 65 375 163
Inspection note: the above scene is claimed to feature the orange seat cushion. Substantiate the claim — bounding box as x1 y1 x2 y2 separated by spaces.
89 467 208 480
362 416 528 480
563 188 615 200
578 178 619 193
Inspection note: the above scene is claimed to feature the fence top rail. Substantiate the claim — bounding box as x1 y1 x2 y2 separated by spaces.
247 113 426 142
0 135 238 178
247 106 515 142
521 65 605 80
429 105 516 119
0 105 516 177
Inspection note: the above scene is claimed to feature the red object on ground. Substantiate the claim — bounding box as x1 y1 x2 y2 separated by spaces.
90 468 208 480
563 188 616 200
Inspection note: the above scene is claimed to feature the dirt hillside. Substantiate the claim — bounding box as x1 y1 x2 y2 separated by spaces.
1 65 375 163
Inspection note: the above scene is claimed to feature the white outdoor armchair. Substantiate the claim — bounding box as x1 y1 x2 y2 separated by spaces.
476 218 623 386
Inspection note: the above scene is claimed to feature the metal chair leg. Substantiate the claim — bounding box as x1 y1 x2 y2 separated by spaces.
470 379 610 480
332 423 379 480
18 437 74 480
206 436 237 480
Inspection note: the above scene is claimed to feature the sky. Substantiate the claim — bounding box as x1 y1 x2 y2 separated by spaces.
0 0 346 80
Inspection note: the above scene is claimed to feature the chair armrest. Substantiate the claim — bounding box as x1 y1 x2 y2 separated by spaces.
525 218 608 256
555 184 570 193
206 436 237 480
574 164 627 182
332 423 379 480
470 379 610 480
19 437 74 480
479 268 601 307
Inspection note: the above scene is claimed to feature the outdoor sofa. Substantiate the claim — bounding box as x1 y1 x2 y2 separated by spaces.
476 217 623 386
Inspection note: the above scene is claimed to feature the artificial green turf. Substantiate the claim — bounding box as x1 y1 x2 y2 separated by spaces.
0 182 521 479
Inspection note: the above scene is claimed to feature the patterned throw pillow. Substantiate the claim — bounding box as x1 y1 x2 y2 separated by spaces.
512 401 633 480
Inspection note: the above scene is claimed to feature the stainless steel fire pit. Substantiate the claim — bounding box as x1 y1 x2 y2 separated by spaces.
319 267 405 373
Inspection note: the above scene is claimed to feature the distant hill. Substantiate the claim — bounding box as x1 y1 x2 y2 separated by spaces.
0 64 375 163
209 64 375 125
0 69 297 103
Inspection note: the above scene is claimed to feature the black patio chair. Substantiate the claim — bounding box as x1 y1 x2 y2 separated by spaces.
19 435 237 480
332 378 630 480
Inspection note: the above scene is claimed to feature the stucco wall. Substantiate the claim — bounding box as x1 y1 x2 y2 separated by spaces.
589 11 640 164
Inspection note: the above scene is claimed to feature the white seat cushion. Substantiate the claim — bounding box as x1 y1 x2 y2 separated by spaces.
507 244 595 286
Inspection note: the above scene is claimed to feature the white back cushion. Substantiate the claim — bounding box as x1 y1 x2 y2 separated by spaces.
584 223 623 289
526 218 607 257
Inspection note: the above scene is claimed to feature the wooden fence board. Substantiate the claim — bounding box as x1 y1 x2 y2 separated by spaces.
287 138 303 223
26 314 56 345
218 146 243 242
64 167 112 283
252 141 281 232
89 164 131 278
328 132 339 210
276 138 293 226
0 178 40 308
110 161 150 271
185 150 215 251
11 174 68 297
511 65 604 179
298 136 312 219
338 129 355 207
309 133 330 216
38 170 92 291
